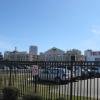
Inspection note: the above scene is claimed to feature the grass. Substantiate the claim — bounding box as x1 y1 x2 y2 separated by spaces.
0 71 100 100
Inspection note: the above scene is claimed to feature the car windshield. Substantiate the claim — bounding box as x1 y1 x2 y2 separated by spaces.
49 68 65 74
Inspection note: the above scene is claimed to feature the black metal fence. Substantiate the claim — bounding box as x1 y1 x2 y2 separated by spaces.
0 61 100 100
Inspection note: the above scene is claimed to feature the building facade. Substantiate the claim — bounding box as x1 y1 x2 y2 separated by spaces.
65 49 85 61
29 45 38 55
0 52 3 60
84 50 100 61
29 45 38 61
39 47 65 61
4 50 30 61
3 46 85 61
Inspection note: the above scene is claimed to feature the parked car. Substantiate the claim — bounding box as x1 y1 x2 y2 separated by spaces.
92 66 100 77
72 66 91 79
37 67 71 82
81 66 100 78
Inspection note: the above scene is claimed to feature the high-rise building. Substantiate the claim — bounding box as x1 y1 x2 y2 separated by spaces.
29 45 38 55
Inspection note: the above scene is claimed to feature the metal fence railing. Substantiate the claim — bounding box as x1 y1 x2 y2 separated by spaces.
0 61 100 100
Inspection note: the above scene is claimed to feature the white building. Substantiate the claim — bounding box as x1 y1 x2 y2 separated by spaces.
84 50 100 61
65 49 85 61
39 47 65 61
4 49 30 61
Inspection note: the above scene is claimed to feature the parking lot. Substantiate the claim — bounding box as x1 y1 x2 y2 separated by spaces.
0 61 100 99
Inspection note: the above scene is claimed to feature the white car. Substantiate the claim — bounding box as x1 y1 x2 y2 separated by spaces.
38 67 71 82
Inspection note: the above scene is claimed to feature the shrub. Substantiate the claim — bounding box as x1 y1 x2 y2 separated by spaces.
22 94 43 100
2 87 19 100
56 97 66 100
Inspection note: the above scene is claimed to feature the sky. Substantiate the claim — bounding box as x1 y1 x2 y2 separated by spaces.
0 0 100 54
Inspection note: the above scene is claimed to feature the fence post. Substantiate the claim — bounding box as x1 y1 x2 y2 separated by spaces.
8 65 12 86
32 65 38 93
34 75 37 93
70 56 75 100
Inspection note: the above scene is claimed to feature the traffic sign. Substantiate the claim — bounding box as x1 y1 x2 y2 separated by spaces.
32 65 38 76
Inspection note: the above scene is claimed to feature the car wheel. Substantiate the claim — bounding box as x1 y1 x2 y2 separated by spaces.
36 76 40 81
55 77 61 83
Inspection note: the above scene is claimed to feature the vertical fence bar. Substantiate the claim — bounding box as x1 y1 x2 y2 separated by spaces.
64 62 67 100
97 73 99 100
8 65 12 86
89 63 92 100
87 62 89 100
70 56 75 100
79 62 82 100
70 62 73 100
96 62 99 100
34 75 37 93
83 62 86 100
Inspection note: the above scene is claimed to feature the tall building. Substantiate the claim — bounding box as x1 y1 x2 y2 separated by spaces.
29 45 38 61
29 45 38 55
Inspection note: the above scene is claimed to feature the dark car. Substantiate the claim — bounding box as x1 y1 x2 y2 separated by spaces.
81 67 98 78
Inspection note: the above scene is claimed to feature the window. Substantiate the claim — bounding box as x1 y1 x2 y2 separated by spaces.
92 52 97 56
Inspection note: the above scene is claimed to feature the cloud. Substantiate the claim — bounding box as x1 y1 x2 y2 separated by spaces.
79 26 100 51
90 27 100 35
